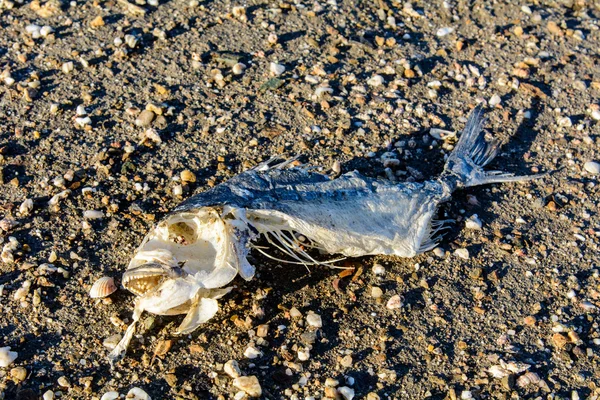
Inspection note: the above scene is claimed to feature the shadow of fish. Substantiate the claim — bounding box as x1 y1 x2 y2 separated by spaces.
108 105 544 364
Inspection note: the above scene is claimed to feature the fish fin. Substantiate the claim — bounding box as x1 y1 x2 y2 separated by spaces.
107 298 144 367
418 219 453 253
444 105 546 187
175 295 220 335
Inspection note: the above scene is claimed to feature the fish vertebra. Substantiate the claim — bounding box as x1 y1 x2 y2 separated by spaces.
108 105 543 364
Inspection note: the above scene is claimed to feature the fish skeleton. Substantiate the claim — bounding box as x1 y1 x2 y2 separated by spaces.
108 105 543 364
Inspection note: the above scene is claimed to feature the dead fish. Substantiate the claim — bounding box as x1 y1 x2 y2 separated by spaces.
108 105 543 364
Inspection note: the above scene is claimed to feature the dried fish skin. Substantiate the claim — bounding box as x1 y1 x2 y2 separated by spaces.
109 106 544 365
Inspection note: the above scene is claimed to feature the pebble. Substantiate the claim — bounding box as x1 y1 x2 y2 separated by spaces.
338 387 355 400
289 307 303 318
224 360 242 378
306 312 322 328
0 346 18 367
233 376 262 397
62 62 74 74
100 392 119 400
172 184 183 196
386 295 403 309
372 264 385 275
10 366 27 382
436 27 455 37
127 387 151 400
432 247 445 258
461 391 473 399
244 344 262 359
591 110 600 121
135 110 155 127
40 25 54 37
340 355 353 367
489 94 501 106
297 348 310 361
180 169 197 183
583 161 600 174
325 378 339 387
256 324 269 337
57 376 71 388
269 62 285 76
43 391 55 400
465 214 482 230
367 74 385 87
84 210 104 219
454 248 469 260
371 286 383 299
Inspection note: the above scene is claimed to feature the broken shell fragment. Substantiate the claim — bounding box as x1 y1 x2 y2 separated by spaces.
89 277 117 298
224 359 241 378
0 346 18 367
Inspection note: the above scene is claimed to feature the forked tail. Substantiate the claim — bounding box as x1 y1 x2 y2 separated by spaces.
444 105 545 188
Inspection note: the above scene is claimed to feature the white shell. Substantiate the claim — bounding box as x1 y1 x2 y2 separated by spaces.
100 392 120 400
0 346 18 367
127 387 151 400
89 277 117 298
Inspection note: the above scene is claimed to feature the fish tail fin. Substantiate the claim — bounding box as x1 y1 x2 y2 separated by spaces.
444 104 546 188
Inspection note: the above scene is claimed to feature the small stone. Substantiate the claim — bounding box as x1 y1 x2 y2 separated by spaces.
269 62 285 76
0 347 18 367
436 27 455 37
135 110 155 127
371 286 383 299
489 94 501 106
432 247 445 258
367 74 385 87
454 248 469 260
43 391 55 400
523 316 536 326
90 16 105 28
552 333 568 349
465 214 482 230
10 366 27 382
62 62 74 74
386 295 403 309
233 376 262 397
289 307 302 318
256 324 269 337
338 386 355 400
547 21 563 36
461 391 473 399
224 360 241 378
244 344 262 359
325 378 339 387
583 161 600 174
57 376 71 388
306 312 322 328
180 169 197 183
372 264 385 275
100 392 119 400
298 348 310 361
340 355 353 368
366 393 381 400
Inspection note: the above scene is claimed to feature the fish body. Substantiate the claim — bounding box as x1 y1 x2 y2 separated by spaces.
108 105 541 364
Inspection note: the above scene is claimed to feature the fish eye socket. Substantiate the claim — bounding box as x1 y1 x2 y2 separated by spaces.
168 221 197 245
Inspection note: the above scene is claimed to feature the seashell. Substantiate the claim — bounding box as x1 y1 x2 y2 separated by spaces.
89 277 117 299
0 218 19 233
127 387 151 400
516 371 541 388
429 128 456 141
